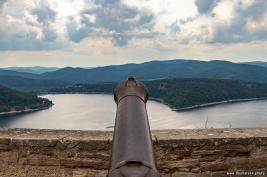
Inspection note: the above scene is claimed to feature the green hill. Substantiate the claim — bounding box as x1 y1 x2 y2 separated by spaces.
40 60 267 84
0 75 67 91
0 85 52 113
3 60 267 87
145 78 267 110
48 78 267 110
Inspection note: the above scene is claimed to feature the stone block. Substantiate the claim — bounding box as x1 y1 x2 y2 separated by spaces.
25 166 64 177
0 144 10 151
72 169 88 177
200 161 229 172
28 154 60 166
0 138 11 145
60 158 108 169
0 151 19 163
227 157 267 170
159 159 199 172
12 139 58 147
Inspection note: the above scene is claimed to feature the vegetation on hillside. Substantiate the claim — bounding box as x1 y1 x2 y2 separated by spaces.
0 75 67 91
0 85 52 113
3 60 267 86
47 78 267 110
145 79 267 109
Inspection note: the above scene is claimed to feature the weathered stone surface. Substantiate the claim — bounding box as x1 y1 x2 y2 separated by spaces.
200 161 230 172
11 139 58 147
158 159 200 173
0 151 19 163
191 167 200 173
227 157 267 170
72 169 88 177
0 144 10 151
60 158 108 169
0 138 10 145
76 151 110 160
0 128 266 177
0 163 28 177
28 154 60 166
25 166 65 177
178 149 192 159
191 150 223 162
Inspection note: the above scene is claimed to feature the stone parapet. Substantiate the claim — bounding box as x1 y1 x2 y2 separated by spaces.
0 128 266 177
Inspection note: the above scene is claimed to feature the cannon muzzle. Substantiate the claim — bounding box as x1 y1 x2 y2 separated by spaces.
107 76 161 177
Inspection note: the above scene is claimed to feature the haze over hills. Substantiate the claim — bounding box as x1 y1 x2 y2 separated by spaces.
0 75 67 91
241 61 267 68
1 59 267 90
3 67 60 74
32 60 267 84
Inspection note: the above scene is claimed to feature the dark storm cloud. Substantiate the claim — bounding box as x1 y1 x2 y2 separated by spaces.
67 0 155 46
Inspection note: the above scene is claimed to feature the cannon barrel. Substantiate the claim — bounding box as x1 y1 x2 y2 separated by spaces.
107 76 161 177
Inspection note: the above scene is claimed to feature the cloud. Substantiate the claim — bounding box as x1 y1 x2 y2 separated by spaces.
195 0 220 13
175 0 267 44
112 34 131 46
67 0 156 46
0 0 7 11
32 1 57 23
1 0 267 53
0 0 64 50
0 30 63 50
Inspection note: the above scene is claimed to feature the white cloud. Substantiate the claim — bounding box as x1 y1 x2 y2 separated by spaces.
0 0 267 66
171 0 267 44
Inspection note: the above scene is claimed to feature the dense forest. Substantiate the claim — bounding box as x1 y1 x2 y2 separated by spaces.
0 85 52 113
47 78 267 110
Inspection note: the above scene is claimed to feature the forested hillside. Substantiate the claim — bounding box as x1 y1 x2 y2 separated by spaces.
2 60 267 87
47 78 267 110
0 85 52 113
0 75 67 91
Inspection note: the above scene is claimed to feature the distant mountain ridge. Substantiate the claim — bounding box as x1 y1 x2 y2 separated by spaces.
241 61 267 68
0 75 67 91
1 59 267 90
2 67 60 74
40 59 267 84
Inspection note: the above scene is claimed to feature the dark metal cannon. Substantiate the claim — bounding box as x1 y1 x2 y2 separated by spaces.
107 76 161 177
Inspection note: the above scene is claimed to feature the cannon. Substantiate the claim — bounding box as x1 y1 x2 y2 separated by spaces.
107 76 161 177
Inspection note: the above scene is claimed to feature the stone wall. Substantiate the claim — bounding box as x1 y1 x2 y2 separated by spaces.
0 128 266 177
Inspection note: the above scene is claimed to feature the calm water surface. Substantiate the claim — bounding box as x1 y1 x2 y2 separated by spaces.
0 94 266 130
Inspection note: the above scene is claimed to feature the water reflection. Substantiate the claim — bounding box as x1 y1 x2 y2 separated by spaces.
0 94 266 130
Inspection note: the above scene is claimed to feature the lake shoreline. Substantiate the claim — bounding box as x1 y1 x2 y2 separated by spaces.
172 97 267 112
40 93 267 112
150 97 267 111
2 94 267 129
0 106 52 117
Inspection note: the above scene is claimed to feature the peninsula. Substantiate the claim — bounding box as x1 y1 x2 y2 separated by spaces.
46 78 267 111
0 85 52 116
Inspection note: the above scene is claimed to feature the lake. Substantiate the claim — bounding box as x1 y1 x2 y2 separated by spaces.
0 94 266 130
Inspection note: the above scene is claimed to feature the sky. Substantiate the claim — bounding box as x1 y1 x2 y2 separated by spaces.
0 0 267 67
